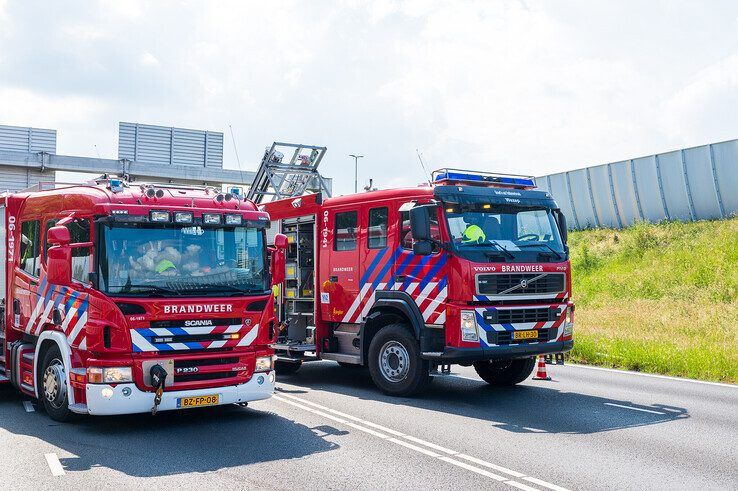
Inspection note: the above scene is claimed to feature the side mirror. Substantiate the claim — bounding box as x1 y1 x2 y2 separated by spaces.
47 225 70 246
47 245 72 286
270 233 288 286
555 210 568 244
412 241 433 256
273 233 289 250
410 206 431 241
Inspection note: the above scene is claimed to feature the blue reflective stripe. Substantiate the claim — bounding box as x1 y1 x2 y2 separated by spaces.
418 255 447 293
75 298 89 318
132 343 143 353
52 287 67 308
437 276 448 292
166 327 189 336
401 254 433 290
370 247 402 291
502 323 515 331
360 247 388 285
185 342 202 350
65 290 79 311
386 251 415 290
136 328 157 339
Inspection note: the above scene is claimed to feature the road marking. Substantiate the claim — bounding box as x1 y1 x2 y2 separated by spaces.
274 393 570 491
523 476 573 491
44 453 65 476
567 364 738 388
23 401 35 412
604 402 666 415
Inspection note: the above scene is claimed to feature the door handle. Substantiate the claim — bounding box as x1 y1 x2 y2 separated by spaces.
329 276 338 283
395 275 406 282
13 299 21 315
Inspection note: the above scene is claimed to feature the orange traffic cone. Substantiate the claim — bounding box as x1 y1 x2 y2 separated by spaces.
532 355 551 380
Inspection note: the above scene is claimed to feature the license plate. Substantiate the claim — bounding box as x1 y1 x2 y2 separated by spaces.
177 394 219 408
512 330 539 340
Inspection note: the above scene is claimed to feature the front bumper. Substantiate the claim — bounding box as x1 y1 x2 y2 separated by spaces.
76 370 275 416
422 340 573 363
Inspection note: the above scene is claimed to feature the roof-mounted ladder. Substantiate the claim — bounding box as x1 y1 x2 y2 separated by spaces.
246 142 331 204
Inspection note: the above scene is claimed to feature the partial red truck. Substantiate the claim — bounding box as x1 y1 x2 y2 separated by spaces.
0 178 285 421
264 169 574 395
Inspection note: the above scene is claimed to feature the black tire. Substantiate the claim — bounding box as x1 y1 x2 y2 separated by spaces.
336 361 364 369
473 357 536 386
368 324 429 396
274 360 303 375
39 344 75 422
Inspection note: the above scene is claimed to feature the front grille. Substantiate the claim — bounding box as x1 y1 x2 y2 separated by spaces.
175 371 234 383
483 307 560 324
174 357 239 369
151 318 241 329
477 273 564 296
487 328 555 345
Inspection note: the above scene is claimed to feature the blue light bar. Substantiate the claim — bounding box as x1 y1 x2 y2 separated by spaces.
433 169 536 189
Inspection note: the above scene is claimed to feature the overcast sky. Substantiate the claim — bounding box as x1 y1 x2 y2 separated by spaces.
1 0 738 195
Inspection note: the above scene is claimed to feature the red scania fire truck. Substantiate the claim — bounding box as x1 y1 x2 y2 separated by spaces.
0 177 285 421
264 169 574 395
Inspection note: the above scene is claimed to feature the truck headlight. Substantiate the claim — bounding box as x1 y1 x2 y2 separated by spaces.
563 306 574 337
87 366 133 384
255 356 273 373
460 310 479 342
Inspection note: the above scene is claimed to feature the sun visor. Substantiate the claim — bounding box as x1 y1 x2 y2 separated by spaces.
433 185 558 208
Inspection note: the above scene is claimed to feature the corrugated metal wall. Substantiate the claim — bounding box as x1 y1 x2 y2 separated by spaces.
536 139 738 229
0 124 56 153
0 125 57 192
118 122 223 168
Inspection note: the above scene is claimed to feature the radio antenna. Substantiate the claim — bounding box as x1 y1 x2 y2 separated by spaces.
416 148 432 185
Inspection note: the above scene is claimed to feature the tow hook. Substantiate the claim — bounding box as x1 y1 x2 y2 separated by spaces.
150 364 168 415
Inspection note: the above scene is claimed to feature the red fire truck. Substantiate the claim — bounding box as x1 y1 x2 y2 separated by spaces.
0 177 285 421
264 169 574 395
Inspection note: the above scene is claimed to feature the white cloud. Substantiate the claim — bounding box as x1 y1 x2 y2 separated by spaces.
139 52 160 67
1 1 738 193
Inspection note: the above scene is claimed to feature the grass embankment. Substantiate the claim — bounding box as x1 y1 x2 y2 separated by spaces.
567 218 738 383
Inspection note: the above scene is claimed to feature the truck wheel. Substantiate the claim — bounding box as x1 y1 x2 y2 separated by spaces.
274 360 302 375
40 345 74 422
368 324 429 396
473 357 536 386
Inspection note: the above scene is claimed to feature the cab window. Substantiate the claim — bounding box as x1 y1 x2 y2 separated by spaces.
20 220 40 276
400 207 441 251
44 218 92 283
368 207 388 249
334 211 358 251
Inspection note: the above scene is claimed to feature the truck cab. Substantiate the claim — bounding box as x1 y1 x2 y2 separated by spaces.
0 179 283 420
265 168 574 395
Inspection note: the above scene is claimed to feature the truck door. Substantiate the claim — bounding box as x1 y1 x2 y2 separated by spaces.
321 207 361 323
13 219 41 334
393 202 447 324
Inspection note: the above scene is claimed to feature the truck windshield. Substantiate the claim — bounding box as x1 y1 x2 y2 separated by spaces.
98 224 268 296
444 204 566 262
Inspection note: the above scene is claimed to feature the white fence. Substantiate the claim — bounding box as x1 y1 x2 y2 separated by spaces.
535 139 738 229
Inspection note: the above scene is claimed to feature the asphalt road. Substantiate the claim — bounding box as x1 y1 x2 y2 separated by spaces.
1 361 736 490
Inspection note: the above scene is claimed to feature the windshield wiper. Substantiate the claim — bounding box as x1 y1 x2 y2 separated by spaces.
516 242 563 259
463 240 515 260
488 240 515 260
119 284 183 296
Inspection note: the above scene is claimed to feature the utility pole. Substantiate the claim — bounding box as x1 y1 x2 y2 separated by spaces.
349 154 363 193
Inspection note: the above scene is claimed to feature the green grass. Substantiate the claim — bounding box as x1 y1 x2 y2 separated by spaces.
567 218 738 383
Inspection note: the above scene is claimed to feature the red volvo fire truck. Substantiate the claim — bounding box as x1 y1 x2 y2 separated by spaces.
0 178 285 421
263 169 574 395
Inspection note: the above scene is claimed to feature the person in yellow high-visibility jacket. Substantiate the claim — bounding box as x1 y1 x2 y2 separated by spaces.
461 223 486 244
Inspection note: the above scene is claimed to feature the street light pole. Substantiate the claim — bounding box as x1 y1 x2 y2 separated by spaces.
349 154 363 193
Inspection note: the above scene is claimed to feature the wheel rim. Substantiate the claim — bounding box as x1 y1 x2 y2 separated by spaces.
378 341 410 383
43 358 67 409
